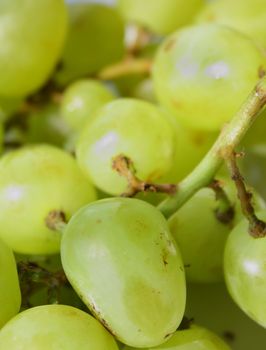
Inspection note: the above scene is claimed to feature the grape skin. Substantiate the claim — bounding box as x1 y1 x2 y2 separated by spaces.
196 0 266 48
123 325 230 350
61 79 115 132
56 4 125 85
117 0 204 35
0 0 67 97
152 24 266 131
0 305 119 350
76 98 174 195
0 145 96 255
61 197 186 347
224 211 266 328
0 238 21 329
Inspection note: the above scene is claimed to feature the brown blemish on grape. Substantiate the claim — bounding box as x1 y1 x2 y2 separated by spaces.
164 38 176 52
191 131 206 146
258 65 265 79
162 248 169 267
90 302 116 336
96 219 102 224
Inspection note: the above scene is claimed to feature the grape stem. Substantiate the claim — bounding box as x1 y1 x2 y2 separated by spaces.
158 76 266 219
208 179 235 225
45 210 67 234
112 154 177 197
97 57 152 80
226 151 266 238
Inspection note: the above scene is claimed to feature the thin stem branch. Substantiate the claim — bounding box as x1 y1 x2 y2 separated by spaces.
113 154 176 197
97 58 152 80
209 179 235 225
158 77 266 219
226 152 266 238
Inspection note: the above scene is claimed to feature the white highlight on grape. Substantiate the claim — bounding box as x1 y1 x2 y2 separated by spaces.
93 131 118 155
176 57 199 78
243 259 260 276
4 185 24 201
67 97 84 112
205 61 230 80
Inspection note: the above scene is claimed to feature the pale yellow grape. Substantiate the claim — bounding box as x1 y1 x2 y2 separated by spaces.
224 211 266 328
197 0 266 48
123 325 230 350
61 79 115 132
0 238 21 329
0 305 119 350
61 198 186 347
0 145 96 255
118 0 204 35
56 4 125 85
76 98 174 195
0 0 67 97
152 24 266 131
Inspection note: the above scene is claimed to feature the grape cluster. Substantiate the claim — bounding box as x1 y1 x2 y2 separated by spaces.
0 1 266 349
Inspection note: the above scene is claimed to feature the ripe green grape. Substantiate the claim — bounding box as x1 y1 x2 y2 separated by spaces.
0 0 67 97
224 211 266 328
56 4 125 85
0 238 21 329
61 197 186 347
168 178 265 283
186 282 266 350
0 305 119 350
61 79 115 132
26 103 70 147
0 145 96 255
152 24 266 131
196 0 266 48
76 98 174 195
117 0 204 35
123 325 230 350
160 112 218 183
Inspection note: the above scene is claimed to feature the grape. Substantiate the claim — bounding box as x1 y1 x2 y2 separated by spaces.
76 98 174 195
0 238 21 328
224 211 266 328
0 145 96 255
0 0 67 97
168 178 265 283
196 0 266 49
160 112 218 183
55 4 125 85
123 325 230 350
26 103 70 147
186 282 266 350
0 305 119 349
61 197 186 347
152 24 266 131
61 79 115 132
117 0 204 35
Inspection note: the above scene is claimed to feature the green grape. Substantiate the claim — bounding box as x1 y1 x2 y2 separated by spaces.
76 98 174 195
123 325 230 350
168 178 264 283
61 79 115 132
56 4 125 85
132 79 157 103
26 104 70 147
117 0 204 35
152 24 266 131
0 305 119 350
0 145 96 255
0 0 67 97
0 238 21 329
224 211 266 328
160 112 217 183
186 283 266 350
61 197 186 347
196 0 266 48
